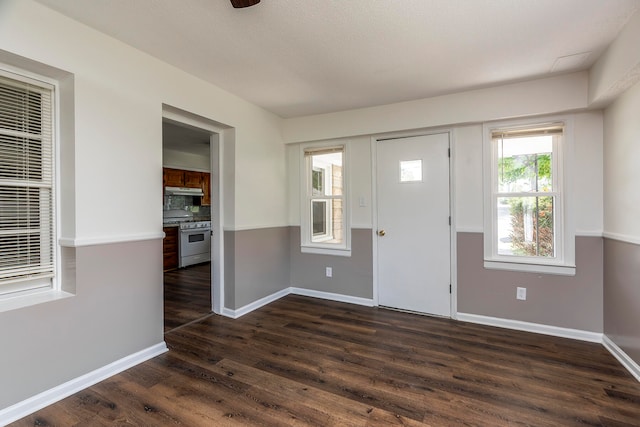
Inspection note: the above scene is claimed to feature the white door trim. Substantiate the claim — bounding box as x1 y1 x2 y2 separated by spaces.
370 129 457 318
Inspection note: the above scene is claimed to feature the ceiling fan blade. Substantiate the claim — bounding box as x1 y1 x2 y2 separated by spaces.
230 0 260 8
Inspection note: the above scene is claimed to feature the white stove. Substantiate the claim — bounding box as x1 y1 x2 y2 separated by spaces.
179 220 211 230
163 209 211 268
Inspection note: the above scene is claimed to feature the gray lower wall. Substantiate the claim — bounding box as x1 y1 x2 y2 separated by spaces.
0 239 164 409
457 232 603 332
603 238 640 365
224 230 236 309
226 227 291 309
289 227 373 299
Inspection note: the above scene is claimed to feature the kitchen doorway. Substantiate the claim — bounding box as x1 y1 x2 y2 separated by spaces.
161 109 225 331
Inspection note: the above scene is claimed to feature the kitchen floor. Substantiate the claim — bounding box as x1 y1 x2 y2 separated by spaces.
163 262 212 332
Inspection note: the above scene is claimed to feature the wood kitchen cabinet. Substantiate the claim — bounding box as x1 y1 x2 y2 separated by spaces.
201 172 211 206
163 168 184 187
184 170 202 188
163 168 211 206
163 226 179 271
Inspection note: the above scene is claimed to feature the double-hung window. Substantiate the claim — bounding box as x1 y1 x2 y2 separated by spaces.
483 119 574 275
0 70 56 296
301 145 350 255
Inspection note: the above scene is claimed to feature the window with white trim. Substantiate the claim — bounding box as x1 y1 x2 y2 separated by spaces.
483 119 575 275
0 70 56 296
301 145 350 255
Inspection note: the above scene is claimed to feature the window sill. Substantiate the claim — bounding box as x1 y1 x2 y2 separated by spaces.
0 289 74 314
301 246 352 257
484 260 576 276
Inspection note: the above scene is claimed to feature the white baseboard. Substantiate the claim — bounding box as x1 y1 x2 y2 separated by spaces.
221 287 374 319
456 312 603 343
222 287 291 319
0 342 168 426
603 335 640 382
289 287 375 307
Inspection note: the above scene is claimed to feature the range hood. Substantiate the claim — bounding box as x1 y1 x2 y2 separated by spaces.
165 186 204 196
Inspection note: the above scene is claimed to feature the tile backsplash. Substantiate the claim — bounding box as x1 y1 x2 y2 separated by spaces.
164 195 211 218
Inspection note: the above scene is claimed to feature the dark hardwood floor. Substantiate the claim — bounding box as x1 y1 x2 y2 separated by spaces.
163 263 212 332
11 295 640 426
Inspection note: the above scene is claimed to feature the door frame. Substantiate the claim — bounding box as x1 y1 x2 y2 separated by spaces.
162 107 227 315
370 129 458 318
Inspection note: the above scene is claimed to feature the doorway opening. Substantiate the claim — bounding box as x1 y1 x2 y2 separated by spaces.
161 112 223 332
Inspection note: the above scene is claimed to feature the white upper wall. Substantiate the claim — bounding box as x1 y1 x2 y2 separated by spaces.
288 136 372 228
603 80 640 241
454 113 603 234
282 72 588 144
453 125 483 232
573 112 604 235
589 10 640 107
288 112 604 234
0 0 287 239
162 149 211 172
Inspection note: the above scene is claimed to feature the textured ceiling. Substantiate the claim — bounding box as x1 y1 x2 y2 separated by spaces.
35 0 640 118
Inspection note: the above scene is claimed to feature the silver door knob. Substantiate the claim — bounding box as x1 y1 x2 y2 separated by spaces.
378 229 386 236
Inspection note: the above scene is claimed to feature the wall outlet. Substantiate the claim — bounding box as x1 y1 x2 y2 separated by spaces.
325 267 332 278
516 287 527 301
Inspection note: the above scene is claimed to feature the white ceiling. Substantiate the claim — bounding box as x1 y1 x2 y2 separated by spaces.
35 0 640 118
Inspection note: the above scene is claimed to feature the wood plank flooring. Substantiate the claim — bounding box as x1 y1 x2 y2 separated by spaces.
163 263 212 332
11 295 640 426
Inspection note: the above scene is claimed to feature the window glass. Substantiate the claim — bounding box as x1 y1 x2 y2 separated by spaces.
495 133 556 259
302 146 348 252
497 136 552 193
497 196 554 257
400 159 422 182
310 152 342 196
484 120 573 274
0 71 55 295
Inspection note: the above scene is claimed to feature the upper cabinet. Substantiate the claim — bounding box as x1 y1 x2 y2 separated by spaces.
163 168 184 187
201 172 211 206
163 168 211 206
164 168 202 189
184 171 202 188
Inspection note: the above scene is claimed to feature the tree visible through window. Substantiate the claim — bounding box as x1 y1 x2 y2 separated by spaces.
497 135 554 257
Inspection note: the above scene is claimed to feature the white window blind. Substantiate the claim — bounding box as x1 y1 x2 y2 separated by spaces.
0 71 55 295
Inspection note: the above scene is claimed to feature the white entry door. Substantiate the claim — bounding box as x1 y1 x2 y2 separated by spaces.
376 133 451 316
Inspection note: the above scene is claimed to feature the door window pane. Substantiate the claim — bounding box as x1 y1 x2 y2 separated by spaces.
400 159 422 182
